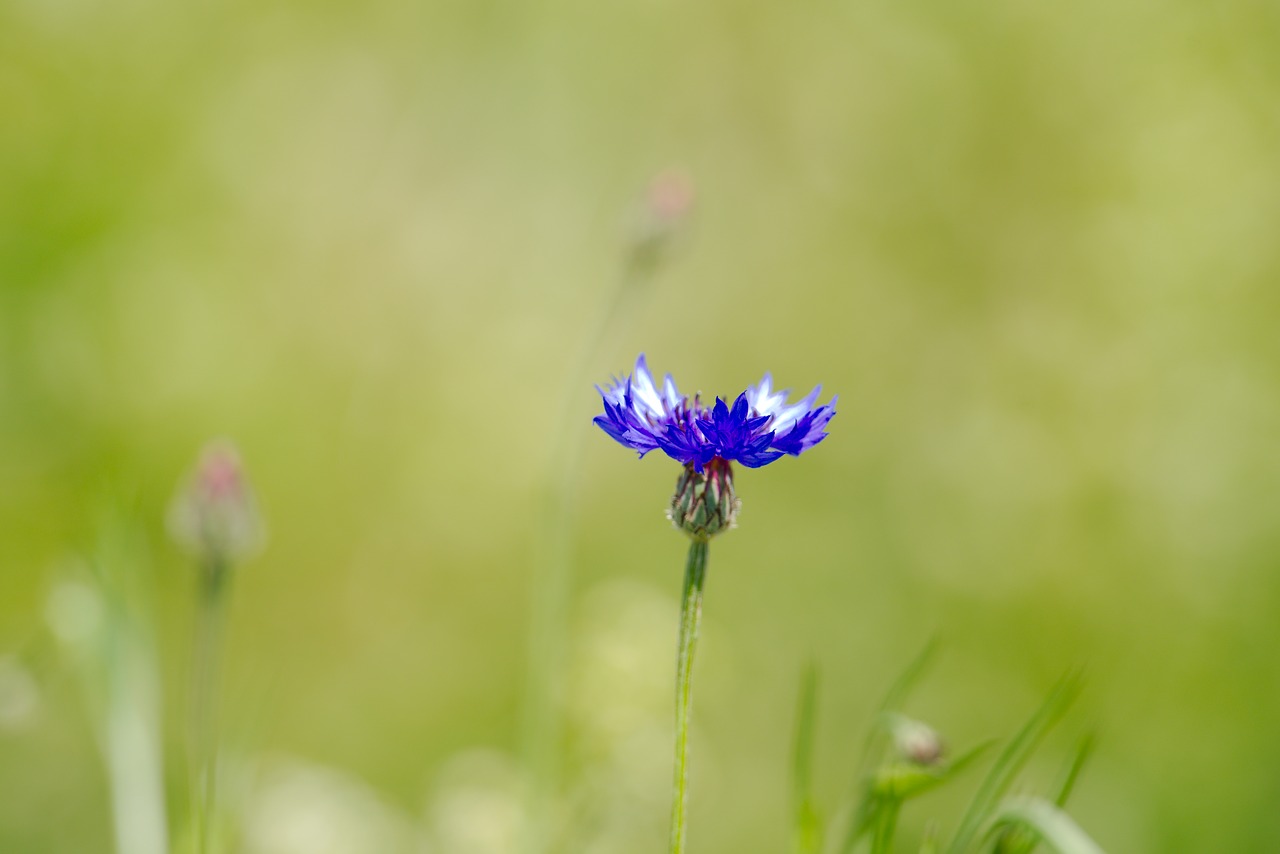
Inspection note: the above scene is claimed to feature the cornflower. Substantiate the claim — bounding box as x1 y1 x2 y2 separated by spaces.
594 354 835 853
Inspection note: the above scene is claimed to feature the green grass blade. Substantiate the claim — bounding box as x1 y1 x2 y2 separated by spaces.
792 662 823 854
1053 733 1095 808
946 670 1083 854
870 798 900 854
986 796 1105 854
947 740 997 776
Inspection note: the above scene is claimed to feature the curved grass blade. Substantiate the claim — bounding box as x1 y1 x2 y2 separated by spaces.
946 670 1083 854
996 731 1096 854
985 797 1104 854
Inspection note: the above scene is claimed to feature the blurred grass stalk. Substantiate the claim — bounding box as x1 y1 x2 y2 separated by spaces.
103 612 169 854
49 518 169 854
519 172 692 853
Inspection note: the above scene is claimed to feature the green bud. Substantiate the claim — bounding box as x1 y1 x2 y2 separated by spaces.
668 458 739 541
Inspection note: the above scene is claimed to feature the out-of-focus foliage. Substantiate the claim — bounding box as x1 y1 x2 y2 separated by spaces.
3 0 1280 851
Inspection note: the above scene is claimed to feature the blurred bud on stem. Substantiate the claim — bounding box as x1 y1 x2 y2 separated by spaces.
626 170 695 273
168 441 263 572
888 714 945 766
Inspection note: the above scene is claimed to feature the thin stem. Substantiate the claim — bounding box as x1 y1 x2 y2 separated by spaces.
670 539 709 854
189 561 229 854
519 260 647 854
871 799 900 854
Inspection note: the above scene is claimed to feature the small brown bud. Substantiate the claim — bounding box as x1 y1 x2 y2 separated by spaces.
889 715 945 766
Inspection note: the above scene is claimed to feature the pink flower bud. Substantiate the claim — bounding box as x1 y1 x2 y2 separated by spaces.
168 441 263 568
627 170 695 269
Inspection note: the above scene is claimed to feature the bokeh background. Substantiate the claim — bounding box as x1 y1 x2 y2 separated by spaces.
3 0 1280 851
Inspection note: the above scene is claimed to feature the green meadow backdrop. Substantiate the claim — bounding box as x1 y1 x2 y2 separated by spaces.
3 0 1280 851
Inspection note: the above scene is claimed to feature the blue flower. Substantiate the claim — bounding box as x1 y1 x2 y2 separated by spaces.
594 354 836 472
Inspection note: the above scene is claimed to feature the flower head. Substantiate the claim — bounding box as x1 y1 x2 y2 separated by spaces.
596 355 835 540
594 354 836 473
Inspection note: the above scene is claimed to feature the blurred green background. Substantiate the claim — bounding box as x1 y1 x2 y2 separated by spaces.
3 0 1280 851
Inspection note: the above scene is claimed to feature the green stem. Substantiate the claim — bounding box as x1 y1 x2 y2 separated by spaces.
670 539 709 854
190 560 229 854
871 798 900 854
